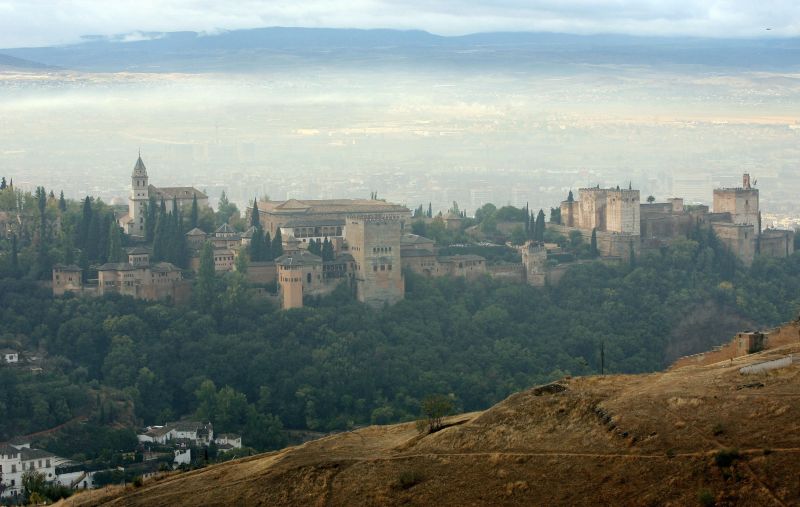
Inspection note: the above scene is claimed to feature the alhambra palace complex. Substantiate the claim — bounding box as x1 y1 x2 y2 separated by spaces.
53 157 794 310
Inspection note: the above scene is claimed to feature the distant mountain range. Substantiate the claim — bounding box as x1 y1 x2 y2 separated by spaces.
1 27 799 73
0 52 53 70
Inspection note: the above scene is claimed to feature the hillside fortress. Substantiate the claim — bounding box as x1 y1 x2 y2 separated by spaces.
53 158 795 309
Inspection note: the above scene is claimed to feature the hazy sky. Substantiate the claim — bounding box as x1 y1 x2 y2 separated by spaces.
0 0 798 48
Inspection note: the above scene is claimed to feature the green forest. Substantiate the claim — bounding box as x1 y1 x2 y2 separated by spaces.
2 183 800 462
3 235 800 455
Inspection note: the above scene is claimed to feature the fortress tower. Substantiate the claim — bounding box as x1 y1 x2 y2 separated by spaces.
520 241 548 287
276 259 305 310
128 154 149 237
713 173 760 231
348 213 404 307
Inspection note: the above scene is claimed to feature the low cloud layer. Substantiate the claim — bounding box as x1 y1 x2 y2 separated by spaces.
0 0 798 48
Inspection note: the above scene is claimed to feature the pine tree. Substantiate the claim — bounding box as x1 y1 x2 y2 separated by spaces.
251 198 260 228
58 191 66 212
190 194 199 229
108 220 123 263
535 209 546 242
272 228 283 257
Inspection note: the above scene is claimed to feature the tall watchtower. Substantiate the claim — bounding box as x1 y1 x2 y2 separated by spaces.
277 260 304 310
348 213 404 307
129 154 149 237
520 241 547 287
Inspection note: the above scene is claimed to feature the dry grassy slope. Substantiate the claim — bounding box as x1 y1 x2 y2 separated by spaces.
61 345 800 507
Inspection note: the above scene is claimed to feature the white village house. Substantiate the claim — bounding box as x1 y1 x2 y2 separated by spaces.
1 349 19 364
0 442 94 500
137 421 241 452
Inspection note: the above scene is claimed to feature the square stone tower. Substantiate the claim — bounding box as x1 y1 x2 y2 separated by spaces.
605 188 640 234
347 213 404 307
713 173 760 231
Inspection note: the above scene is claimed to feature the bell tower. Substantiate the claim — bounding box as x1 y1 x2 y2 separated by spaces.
129 152 149 237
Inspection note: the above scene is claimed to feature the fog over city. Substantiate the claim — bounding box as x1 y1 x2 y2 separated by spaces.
1 2 799 226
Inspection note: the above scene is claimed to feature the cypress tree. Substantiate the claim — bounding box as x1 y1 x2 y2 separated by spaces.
190 194 199 229
251 198 260 228
250 228 264 262
108 220 123 263
535 209 546 242
629 241 636 268
160 198 167 217
590 228 598 258
0 177 5 190
174 211 188 267
322 237 334 261
78 250 89 283
235 250 248 274
58 190 67 212
263 231 272 261
97 213 111 263
77 196 92 250
10 233 18 276
272 228 283 258
145 195 157 242
195 242 216 312
152 212 165 261
428 203 432 218
63 235 75 266
86 212 100 262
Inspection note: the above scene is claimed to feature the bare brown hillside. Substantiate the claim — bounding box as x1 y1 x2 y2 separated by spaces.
61 344 800 507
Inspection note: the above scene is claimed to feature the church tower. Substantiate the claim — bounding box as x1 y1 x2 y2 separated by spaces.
129 153 149 237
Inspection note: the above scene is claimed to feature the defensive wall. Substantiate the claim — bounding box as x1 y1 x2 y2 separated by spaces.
671 320 800 369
